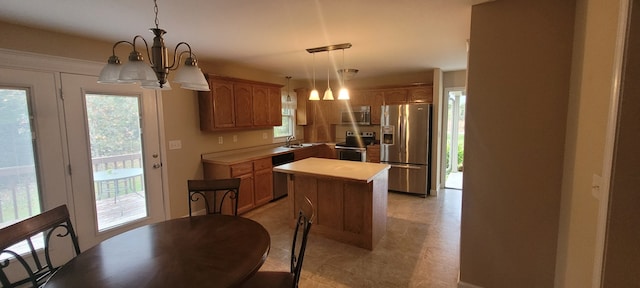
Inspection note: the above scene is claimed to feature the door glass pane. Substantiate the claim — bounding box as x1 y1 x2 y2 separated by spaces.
86 94 147 231
0 88 41 229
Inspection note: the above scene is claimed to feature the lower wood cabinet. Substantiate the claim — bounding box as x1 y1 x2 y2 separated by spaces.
203 157 274 215
366 145 380 163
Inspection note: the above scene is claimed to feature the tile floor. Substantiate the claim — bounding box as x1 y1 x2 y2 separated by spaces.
243 189 462 288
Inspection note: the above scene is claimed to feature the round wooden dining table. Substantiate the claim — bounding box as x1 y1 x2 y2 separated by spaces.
44 215 270 288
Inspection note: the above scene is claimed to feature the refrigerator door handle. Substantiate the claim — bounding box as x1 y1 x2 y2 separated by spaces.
389 164 422 170
399 115 405 150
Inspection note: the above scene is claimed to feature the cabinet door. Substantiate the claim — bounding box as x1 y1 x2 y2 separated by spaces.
212 80 236 128
384 89 408 105
254 168 273 206
234 83 253 127
252 85 270 126
237 173 255 214
296 88 310 125
408 86 433 103
268 87 282 126
370 90 385 125
348 90 364 106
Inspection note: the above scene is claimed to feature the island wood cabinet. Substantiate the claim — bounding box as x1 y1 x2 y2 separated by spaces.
274 158 390 250
203 157 273 214
199 75 282 131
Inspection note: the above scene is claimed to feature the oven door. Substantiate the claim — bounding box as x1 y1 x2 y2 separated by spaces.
337 148 366 162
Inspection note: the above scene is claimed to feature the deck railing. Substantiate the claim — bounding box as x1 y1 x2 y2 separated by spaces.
0 153 142 227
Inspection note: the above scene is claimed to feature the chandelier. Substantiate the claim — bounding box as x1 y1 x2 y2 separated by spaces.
98 0 210 91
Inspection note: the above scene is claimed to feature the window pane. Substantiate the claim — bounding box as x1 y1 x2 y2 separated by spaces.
0 88 41 229
273 108 293 138
86 94 147 231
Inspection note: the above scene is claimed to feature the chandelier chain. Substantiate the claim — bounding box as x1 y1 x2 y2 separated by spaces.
153 0 159 29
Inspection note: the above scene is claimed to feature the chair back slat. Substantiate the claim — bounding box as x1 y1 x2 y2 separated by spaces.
291 197 314 287
188 178 241 216
0 204 81 288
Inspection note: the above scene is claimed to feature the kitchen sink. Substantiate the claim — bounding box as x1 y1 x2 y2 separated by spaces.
281 143 313 149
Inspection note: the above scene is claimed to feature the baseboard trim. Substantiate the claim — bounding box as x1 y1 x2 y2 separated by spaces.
458 281 484 288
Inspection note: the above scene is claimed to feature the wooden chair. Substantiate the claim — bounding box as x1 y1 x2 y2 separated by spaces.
0 205 81 288
241 198 314 288
188 178 241 216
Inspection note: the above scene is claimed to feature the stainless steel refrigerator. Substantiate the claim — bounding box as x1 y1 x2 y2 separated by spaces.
380 103 432 196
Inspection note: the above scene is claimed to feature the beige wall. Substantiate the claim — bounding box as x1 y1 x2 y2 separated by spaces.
443 69 467 88
460 0 576 287
555 0 622 286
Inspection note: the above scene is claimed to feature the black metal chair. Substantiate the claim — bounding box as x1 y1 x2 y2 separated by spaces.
187 178 241 216
241 198 314 288
0 204 81 288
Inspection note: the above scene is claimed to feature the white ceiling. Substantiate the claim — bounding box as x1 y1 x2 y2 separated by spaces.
0 0 472 81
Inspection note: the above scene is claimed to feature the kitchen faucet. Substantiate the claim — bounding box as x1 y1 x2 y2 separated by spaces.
285 136 295 147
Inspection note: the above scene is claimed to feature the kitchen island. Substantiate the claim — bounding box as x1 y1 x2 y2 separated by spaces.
274 157 390 250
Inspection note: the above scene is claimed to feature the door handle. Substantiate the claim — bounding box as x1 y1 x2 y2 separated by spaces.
390 164 421 170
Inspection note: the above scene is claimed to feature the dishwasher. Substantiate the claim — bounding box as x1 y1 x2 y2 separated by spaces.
272 152 294 200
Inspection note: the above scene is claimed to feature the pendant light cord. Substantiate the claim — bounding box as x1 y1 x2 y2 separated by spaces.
327 51 330 88
312 53 316 89
153 0 160 29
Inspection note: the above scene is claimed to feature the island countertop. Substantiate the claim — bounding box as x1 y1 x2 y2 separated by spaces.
273 157 390 183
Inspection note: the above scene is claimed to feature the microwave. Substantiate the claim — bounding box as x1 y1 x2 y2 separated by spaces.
341 106 371 125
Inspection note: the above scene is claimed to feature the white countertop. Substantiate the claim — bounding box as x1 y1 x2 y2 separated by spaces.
273 157 390 183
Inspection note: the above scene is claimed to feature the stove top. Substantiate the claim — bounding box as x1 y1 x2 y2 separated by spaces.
336 131 376 148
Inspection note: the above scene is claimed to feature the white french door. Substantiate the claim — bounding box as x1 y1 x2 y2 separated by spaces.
61 74 165 249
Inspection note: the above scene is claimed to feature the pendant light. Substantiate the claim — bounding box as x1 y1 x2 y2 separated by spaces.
323 51 334 100
338 49 350 100
286 76 292 102
309 53 320 100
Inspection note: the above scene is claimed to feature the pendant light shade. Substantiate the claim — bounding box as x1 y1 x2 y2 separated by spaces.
309 89 320 101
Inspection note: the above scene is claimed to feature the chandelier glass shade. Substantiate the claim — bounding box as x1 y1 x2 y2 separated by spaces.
98 0 210 91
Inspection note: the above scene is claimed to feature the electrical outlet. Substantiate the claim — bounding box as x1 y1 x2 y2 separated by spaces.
168 140 182 150
262 132 267 139
592 174 602 198
233 135 238 142
218 136 223 144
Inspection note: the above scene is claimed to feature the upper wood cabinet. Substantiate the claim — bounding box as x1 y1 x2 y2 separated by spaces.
252 85 270 127
234 83 253 127
408 86 433 103
198 79 235 129
383 89 409 105
198 75 282 131
268 87 282 126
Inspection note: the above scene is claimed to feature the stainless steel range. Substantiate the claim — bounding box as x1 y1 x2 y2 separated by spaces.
335 131 376 162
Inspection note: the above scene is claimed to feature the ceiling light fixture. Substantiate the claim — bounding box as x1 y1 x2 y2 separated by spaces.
286 76 292 102
323 51 334 101
98 0 210 91
309 53 320 101
306 43 352 101
338 49 354 100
